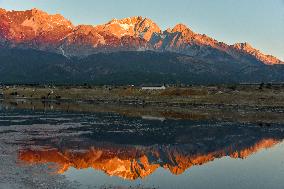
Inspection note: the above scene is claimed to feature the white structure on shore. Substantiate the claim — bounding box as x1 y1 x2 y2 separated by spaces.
141 85 166 90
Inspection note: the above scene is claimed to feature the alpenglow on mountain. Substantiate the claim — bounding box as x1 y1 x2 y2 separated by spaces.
0 8 284 84
0 8 283 65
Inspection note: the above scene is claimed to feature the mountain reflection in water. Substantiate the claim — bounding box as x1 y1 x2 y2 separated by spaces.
19 139 280 180
1 100 284 182
16 114 284 180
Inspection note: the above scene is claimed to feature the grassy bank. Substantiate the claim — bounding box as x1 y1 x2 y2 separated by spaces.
1 84 284 108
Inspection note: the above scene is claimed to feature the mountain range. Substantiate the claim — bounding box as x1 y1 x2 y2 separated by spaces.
0 8 283 84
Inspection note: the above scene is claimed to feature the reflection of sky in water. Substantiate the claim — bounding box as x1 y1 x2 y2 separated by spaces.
64 142 284 189
2 101 284 189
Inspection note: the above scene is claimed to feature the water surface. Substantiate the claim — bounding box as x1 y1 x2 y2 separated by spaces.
1 100 284 189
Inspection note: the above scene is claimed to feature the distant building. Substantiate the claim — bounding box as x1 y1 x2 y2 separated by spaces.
141 85 166 90
142 115 166 122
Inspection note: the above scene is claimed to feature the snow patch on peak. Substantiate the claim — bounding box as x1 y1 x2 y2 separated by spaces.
109 18 119 24
119 23 132 30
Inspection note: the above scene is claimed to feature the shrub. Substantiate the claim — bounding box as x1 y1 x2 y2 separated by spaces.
10 91 18 96
227 85 237 91
266 83 272 89
259 83 264 90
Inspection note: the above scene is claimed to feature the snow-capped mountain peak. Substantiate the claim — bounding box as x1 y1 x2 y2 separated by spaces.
0 8 282 65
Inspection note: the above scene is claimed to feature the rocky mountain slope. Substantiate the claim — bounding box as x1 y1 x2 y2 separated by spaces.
0 8 283 65
1 48 284 84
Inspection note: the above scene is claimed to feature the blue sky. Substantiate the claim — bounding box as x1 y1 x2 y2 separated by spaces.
0 0 283 60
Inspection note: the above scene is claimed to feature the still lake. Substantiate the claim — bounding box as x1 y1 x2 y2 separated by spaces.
1 100 284 189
